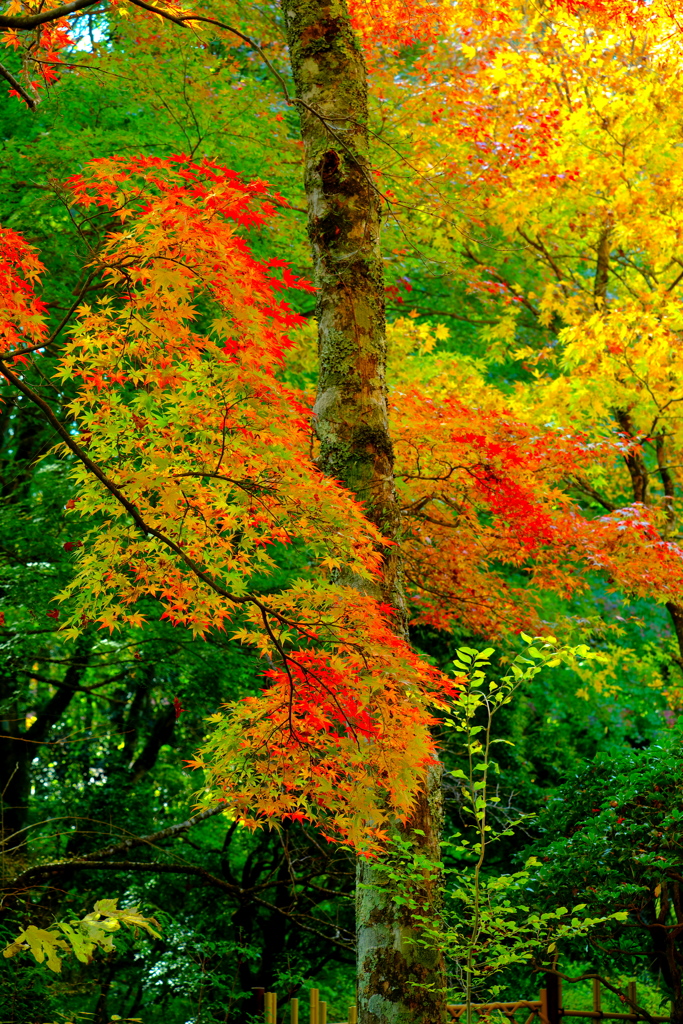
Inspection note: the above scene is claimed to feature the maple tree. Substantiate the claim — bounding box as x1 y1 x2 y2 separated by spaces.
341 0 683 673
0 152 454 853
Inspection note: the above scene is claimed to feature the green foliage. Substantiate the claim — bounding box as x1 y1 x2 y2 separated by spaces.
438 640 627 1009
522 735 683 1003
0 939 55 1024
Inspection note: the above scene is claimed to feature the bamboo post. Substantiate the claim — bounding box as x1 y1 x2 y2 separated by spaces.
292 998 299 1024
348 1007 358 1024
265 991 278 1024
310 988 319 1024
558 975 563 1021
320 1001 327 1024
593 980 601 1018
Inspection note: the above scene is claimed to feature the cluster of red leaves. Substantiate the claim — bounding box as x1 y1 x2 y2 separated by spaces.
448 88 569 190
392 386 683 638
348 0 455 55
0 227 47 358
198 596 457 848
1 13 74 98
395 389 582 636
555 0 649 22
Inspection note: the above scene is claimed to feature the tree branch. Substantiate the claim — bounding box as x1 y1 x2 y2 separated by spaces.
0 0 102 29
614 408 649 505
5 858 354 949
0 59 35 109
566 476 616 512
0 359 253 607
79 803 226 861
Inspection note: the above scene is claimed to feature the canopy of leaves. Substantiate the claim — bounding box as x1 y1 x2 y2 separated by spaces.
1 0 683 1019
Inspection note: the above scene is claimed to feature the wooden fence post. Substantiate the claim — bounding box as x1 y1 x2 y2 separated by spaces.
627 982 637 1018
254 988 266 1020
257 975 669 1024
541 986 549 1024
546 973 561 1024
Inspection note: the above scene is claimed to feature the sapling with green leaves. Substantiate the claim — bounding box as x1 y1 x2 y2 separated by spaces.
442 637 627 1018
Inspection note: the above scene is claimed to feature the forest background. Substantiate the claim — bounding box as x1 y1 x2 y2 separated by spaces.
1 0 683 1022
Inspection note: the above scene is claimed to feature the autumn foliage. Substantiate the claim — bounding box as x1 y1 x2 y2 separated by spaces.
393 377 683 639
0 155 460 851
1 148 680 851
3 0 683 853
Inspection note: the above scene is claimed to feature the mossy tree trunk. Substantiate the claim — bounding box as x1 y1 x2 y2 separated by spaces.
356 765 446 1024
280 1 447 1021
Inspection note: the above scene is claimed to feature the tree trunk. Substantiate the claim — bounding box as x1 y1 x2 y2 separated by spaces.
615 409 683 668
280 1 446 1020
356 765 446 1024
281 0 404 609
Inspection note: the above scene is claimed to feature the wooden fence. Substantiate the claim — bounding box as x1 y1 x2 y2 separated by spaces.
257 975 672 1024
447 998 543 1024
448 975 671 1024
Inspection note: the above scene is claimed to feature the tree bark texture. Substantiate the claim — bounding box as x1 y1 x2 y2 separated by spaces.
281 0 403 610
280 2 447 1021
356 765 446 1024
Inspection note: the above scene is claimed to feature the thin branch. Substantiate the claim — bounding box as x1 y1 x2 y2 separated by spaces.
79 803 226 861
463 247 541 319
6 858 243 894
516 228 575 295
48 269 100 346
14 667 129 701
386 304 498 327
666 262 683 294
